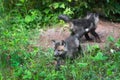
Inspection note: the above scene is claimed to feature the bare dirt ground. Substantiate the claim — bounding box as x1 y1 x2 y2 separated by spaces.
37 20 120 50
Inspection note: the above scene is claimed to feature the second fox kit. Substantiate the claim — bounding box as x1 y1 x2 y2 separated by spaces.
52 32 82 70
52 31 85 59
52 28 92 70
58 13 101 42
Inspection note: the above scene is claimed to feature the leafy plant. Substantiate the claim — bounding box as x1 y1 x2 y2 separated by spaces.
92 52 108 61
0 72 3 80
1 0 120 80
77 62 88 68
107 36 115 42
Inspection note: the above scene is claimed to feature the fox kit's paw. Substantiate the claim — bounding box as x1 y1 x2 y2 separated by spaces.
96 38 101 43
87 38 93 41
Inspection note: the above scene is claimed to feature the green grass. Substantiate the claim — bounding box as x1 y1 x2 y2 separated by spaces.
1 36 120 80
0 2 120 79
1 23 120 80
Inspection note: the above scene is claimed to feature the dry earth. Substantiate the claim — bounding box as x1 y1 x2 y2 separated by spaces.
37 20 120 50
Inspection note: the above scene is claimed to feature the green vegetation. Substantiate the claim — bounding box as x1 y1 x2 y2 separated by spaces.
0 0 120 80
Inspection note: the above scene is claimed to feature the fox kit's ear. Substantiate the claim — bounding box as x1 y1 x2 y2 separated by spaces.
52 40 55 42
51 40 56 44
85 12 92 19
94 13 99 24
61 40 66 46
51 40 56 46
51 40 57 48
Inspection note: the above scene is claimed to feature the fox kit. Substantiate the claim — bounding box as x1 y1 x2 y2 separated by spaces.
52 29 89 70
58 13 101 42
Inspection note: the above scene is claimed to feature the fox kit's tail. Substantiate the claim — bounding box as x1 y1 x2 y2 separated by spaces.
58 14 71 23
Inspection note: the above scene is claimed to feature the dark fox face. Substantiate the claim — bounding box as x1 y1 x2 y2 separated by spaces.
85 13 99 25
94 13 99 25
52 40 67 57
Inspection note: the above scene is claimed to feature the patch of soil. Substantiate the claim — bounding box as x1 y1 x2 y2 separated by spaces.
37 20 120 49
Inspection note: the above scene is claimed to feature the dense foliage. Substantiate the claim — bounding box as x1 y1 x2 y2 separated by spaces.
3 0 120 28
0 0 120 80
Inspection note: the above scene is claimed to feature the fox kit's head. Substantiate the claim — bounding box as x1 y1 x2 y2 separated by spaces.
85 13 99 25
52 40 67 57
93 13 99 25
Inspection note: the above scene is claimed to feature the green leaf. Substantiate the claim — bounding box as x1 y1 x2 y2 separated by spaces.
16 3 22 6
78 63 88 68
106 0 109 3
19 0 25 3
43 9 50 14
39 71 46 77
53 3 59 9
107 69 112 76
0 72 3 80
25 15 33 23
23 70 32 79
68 0 72 2
115 39 120 48
92 44 100 49
92 52 108 61
107 36 115 42
60 3 65 9
63 8 74 15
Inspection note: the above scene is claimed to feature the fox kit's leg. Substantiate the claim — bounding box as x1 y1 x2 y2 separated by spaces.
78 45 84 57
55 58 61 71
90 29 101 43
84 33 92 41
